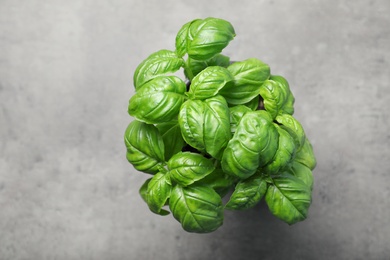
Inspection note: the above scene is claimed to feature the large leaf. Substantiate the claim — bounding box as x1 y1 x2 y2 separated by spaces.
265 173 312 225
146 172 172 215
275 114 306 150
133 50 184 89
220 58 270 105
124 120 165 174
186 17 235 61
179 95 231 159
185 54 230 79
294 137 317 170
221 111 279 179
225 173 268 210
187 66 233 100
263 124 296 174
128 76 186 124
169 184 224 233
167 152 215 186
156 121 185 161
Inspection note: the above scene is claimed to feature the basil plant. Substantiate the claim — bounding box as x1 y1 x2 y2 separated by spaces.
125 17 316 233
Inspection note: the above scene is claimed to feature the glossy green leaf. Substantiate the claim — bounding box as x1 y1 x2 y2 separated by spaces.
156 121 185 161
266 173 312 225
175 20 200 58
124 120 165 174
275 114 306 150
259 80 289 119
295 137 317 170
139 178 152 202
185 54 231 79
133 50 184 89
179 96 231 159
186 17 235 61
167 152 215 186
187 66 233 100
263 124 296 174
169 184 224 233
270 75 295 115
289 161 314 190
196 168 236 197
244 95 260 111
221 111 279 179
225 173 268 210
146 172 172 215
220 58 270 105
128 76 186 124
229 105 252 133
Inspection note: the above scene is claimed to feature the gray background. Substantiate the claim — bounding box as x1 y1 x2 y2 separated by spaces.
1 0 389 259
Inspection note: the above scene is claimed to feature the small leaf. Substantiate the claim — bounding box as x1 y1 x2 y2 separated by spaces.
220 58 270 105
275 114 306 150
265 173 312 225
185 54 231 78
167 152 215 186
259 80 289 119
175 20 200 58
229 105 252 133
196 168 236 197
187 66 233 100
225 173 268 210
221 111 279 179
288 161 314 190
133 50 184 89
169 184 224 233
270 75 295 115
139 178 152 202
146 172 172 215
294 137 317 170
156 121 185 161
124 120 165 174
128 76 186 124
187 17 235 61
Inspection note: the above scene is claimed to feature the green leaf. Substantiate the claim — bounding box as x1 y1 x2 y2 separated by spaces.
124 120 165 174
128 76 186 124
196 168 236 197
263 124 296 174
221 111 279 179
225 173 268 210
175 20 200 58
220 58 270 105
186 17 235 61
146 172 172 215
139 178 152 202
265 173 312 225
133 50 184 89
185 54 231 79
169 184 224 233
259 80 289 119
294 137 317 170
187 66 233 100
244 95 260 111
179 96 231 159
275 114 306 150
270 75 295 115
156 121 185 161
288 161 314 190
229 105 252 133
167 152 215 186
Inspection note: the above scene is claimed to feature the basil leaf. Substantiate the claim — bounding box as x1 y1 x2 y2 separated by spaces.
185 54 231 79
124 120 165 174
187 17 235 61
270 75 295 115
221 111 279 179
229 105 252 133
139 178 152 202
128 76 186 124
156 121 185 161
275 114 306 150
244 95 260 111
294 137 317 170
263 124 296 174
265 173 312 225
289 161 314 190
146 172 171 215
169 184 224 233
179 95 231 159
196 168 236 197
187 66 233 100
259 80 289 119
220 58 270 105
133 50 184 89
167 152 215 186
175 20 200 58
225 173 268 210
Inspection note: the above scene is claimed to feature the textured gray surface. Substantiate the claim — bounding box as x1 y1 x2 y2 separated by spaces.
1 0 390 259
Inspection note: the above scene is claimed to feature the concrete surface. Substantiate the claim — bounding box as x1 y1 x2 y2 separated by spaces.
1 0 390 259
